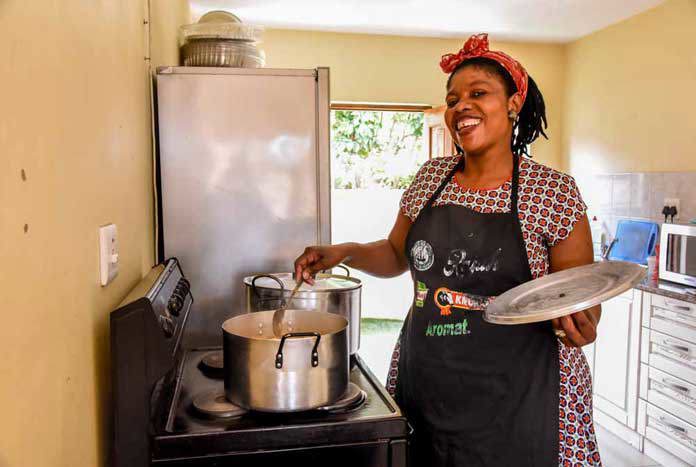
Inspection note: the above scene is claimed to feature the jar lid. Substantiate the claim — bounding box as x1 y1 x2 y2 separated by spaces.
244 273 361 292
199 11 241 24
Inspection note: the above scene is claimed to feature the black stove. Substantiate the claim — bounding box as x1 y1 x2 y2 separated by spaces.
111 259 409 467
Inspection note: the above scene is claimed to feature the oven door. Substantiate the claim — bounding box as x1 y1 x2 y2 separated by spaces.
660 224 696 287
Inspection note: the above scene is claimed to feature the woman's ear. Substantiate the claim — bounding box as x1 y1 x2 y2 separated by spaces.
508 93 523 114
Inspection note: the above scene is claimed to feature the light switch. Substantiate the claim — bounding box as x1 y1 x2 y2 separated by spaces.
99 224 119 286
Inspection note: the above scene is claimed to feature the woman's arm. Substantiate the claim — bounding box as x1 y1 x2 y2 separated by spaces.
548 214 601 347
294 212 412 283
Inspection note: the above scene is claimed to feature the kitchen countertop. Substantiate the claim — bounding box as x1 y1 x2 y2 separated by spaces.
592 255 696 303
635 276 696 304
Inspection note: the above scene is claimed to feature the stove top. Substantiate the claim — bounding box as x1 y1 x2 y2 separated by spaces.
152 348 409 460
111 258 408 466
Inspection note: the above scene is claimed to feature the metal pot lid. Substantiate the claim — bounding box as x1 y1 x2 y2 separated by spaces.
244 272 361 292
315 383 366 413
483 261 645 325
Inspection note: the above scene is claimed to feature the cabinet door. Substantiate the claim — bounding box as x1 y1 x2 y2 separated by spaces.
424 106 455 158
593 289 642 429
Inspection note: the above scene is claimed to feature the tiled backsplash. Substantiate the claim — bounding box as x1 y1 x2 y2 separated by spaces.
574 171 696 247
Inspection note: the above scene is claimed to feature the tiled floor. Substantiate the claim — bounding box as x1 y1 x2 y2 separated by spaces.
595 424 661 467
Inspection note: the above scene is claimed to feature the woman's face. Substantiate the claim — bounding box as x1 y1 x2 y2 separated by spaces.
444 66 519 156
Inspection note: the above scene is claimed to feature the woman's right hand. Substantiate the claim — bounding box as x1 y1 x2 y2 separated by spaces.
294 245 350 284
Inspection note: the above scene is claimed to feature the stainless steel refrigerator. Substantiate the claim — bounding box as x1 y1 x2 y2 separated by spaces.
155 67 331 346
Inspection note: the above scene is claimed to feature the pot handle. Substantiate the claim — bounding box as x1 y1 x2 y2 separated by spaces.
275 332 321 369
250 274 285 298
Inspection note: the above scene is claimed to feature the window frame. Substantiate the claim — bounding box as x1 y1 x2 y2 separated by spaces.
330 102 432 113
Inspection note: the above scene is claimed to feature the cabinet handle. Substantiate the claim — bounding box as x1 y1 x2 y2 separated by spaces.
658 416 688 434
663 339 691 353
664 299 694 312
661 378 691 395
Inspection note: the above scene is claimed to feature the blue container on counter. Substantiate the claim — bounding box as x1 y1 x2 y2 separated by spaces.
607 220 659 265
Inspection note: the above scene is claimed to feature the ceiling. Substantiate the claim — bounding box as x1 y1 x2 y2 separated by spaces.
189 0 665 43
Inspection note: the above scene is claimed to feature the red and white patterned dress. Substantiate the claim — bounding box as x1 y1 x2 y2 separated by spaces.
387 155 602 467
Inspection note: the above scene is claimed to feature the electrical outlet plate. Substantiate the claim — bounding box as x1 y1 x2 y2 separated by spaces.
663 198 681 220
99 224 119 286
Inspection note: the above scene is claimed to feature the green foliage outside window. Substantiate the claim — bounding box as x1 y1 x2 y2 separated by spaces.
331 110 425 189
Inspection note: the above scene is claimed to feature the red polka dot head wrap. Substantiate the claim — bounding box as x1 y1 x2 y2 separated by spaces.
440 33 529 105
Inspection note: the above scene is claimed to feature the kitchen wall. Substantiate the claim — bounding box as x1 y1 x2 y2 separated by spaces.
262 29 566 168
151 0 191 68
562 0 696 239
0 1 188 467
584 171 696 255
563 0 696 176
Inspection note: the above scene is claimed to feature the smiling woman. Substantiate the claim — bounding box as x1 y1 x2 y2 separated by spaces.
294 33 598 467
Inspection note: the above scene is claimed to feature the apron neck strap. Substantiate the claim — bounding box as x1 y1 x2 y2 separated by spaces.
510 153 520 217
424 157 465 210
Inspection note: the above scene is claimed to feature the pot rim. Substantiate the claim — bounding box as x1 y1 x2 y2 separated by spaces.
221 309 349 342
243 272 362 293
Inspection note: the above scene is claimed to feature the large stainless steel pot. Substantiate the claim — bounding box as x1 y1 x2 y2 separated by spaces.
222 309 349 412
243 268 361 354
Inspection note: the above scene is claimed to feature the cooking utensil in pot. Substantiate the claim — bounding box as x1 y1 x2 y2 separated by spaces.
484 260 644 325
244 265 362 354
272 279 302 337
222 309 349 412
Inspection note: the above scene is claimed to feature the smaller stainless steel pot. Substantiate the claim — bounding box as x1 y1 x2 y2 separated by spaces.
222 309 349 412
243 266 361 354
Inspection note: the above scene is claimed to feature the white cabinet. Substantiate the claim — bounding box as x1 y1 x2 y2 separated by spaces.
593 289 643 432
588 288 696 462
638 292 696 466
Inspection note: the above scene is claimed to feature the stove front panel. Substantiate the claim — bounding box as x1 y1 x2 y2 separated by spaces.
153 439 407 467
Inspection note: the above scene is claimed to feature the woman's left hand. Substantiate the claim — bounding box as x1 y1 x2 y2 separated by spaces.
551 305 600 347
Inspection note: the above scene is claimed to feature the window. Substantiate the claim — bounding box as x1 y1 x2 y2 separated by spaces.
330 103 429 382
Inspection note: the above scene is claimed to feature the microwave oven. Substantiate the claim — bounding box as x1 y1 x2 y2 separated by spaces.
659 223 696 287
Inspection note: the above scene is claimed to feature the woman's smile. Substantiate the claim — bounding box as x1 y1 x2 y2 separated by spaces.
454 115 483 138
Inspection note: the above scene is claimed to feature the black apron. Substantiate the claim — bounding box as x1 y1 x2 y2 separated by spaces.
396 155 559 467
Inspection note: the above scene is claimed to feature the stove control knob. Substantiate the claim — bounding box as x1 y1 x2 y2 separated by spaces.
167 296 182 316
160 315 175 338
178 278 191 297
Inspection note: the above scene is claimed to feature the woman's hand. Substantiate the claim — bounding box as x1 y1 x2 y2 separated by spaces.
294 245 349 284
293 212 413 284
551 307 599 347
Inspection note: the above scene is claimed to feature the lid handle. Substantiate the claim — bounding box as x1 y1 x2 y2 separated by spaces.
334 264 350 278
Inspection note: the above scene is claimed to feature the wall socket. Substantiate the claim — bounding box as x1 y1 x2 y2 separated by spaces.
664 198 681 220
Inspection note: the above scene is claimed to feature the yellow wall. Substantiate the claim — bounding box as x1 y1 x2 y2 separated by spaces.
563 0 696 175
263 29 567 168
0 1 187 466
151 0 190 68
